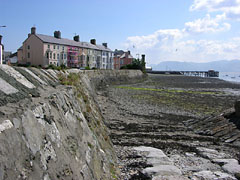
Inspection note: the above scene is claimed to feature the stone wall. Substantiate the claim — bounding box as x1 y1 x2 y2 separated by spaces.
0 65 145 180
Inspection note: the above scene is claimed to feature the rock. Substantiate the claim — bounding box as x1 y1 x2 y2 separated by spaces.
0 120 13 133
143 165 182 176
152 175 189 180
223 162 240 175
196 147 227 160
235 100 240 117
212 159 239 166
193 171 237 180
0 78 19 95
235 173 240 180
212 158 240 175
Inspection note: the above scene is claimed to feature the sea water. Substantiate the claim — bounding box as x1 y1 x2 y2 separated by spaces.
219 72 240 83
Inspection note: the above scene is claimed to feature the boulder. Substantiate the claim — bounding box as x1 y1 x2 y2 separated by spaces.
235 100 240 117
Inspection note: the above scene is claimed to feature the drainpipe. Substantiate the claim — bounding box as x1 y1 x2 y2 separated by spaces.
0 35 2 65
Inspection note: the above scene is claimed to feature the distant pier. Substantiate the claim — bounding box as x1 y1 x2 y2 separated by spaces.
147 70 219 77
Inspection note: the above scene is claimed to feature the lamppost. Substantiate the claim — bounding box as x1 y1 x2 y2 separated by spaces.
0 25 6 64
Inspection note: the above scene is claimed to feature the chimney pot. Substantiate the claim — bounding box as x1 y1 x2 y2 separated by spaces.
90 39 96 45
54 31 61 39
73 35 80 42
31 27 36 34
103 43 108 48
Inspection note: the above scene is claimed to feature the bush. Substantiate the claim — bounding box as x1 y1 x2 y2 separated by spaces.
120 58 146 72
85 66 90 70
47 64 68 71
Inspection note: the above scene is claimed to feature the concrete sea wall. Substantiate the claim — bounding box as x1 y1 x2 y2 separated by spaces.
0 65 145 180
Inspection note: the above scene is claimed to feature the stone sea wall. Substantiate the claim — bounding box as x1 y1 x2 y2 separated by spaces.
0 65 145 180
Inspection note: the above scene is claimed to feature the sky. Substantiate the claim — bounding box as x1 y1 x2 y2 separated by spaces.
1 0 240 65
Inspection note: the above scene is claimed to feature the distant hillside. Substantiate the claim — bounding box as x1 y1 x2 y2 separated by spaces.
151 60 240 72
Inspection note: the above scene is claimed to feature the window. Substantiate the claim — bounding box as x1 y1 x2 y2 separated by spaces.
64 54 66 59
61 54 63 59
53 53 55 59
28 52 30 58
62 46 64 51
50 62 52 65
57 45 59 49
53 45 56 49
50 52 52 59
27 45 30 50
48 44 50 49
46 52 49 59
57 54 59 59
103 58 105 63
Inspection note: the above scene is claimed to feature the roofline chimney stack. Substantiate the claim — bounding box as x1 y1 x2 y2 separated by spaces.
31 27 36 34
90 39 96 45
103 43 108 48
73 35 80 42
54 31 61 39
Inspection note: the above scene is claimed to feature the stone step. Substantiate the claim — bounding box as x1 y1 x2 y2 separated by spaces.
225 133 240 143
110 132 215 142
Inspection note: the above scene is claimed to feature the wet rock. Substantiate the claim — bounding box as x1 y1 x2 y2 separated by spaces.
143 165 182 176
193 170 237 180
222 162 240 175
235 100 240 117
196 147 227 159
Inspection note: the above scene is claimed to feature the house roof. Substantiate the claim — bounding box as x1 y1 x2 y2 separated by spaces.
35 34 112 52
17 46 23 50
120 52 133 59
114 50 124 56
95 44 112 52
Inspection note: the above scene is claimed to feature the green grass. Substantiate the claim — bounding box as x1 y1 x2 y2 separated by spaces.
116 86 221 95
131 90 223 116
88 142 93 149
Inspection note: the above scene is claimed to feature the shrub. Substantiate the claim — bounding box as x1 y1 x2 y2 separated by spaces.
85 66 90 70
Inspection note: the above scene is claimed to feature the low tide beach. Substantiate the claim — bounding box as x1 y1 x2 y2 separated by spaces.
97 73 240 179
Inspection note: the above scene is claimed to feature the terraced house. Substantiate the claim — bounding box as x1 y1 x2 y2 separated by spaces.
18 27 114 69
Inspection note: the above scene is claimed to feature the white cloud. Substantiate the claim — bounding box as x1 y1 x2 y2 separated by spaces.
124 29 240 64
125 29 183 49
190 0 240 20
123 1 240 64
184 14 231 33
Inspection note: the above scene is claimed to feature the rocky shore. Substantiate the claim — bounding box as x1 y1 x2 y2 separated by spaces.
97 74 240 180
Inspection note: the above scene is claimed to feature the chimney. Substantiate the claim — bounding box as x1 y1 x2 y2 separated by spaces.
54 31 61 39
0 35 2 45
73 35 80 42
128 50 131 55
31 27 36 34
141 54 145 61
90 39 96 45
103 43 108 48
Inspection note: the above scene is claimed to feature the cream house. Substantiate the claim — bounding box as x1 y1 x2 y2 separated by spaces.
18 27 114 69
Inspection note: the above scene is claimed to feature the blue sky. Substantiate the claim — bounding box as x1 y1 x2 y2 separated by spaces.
1 0 240 64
